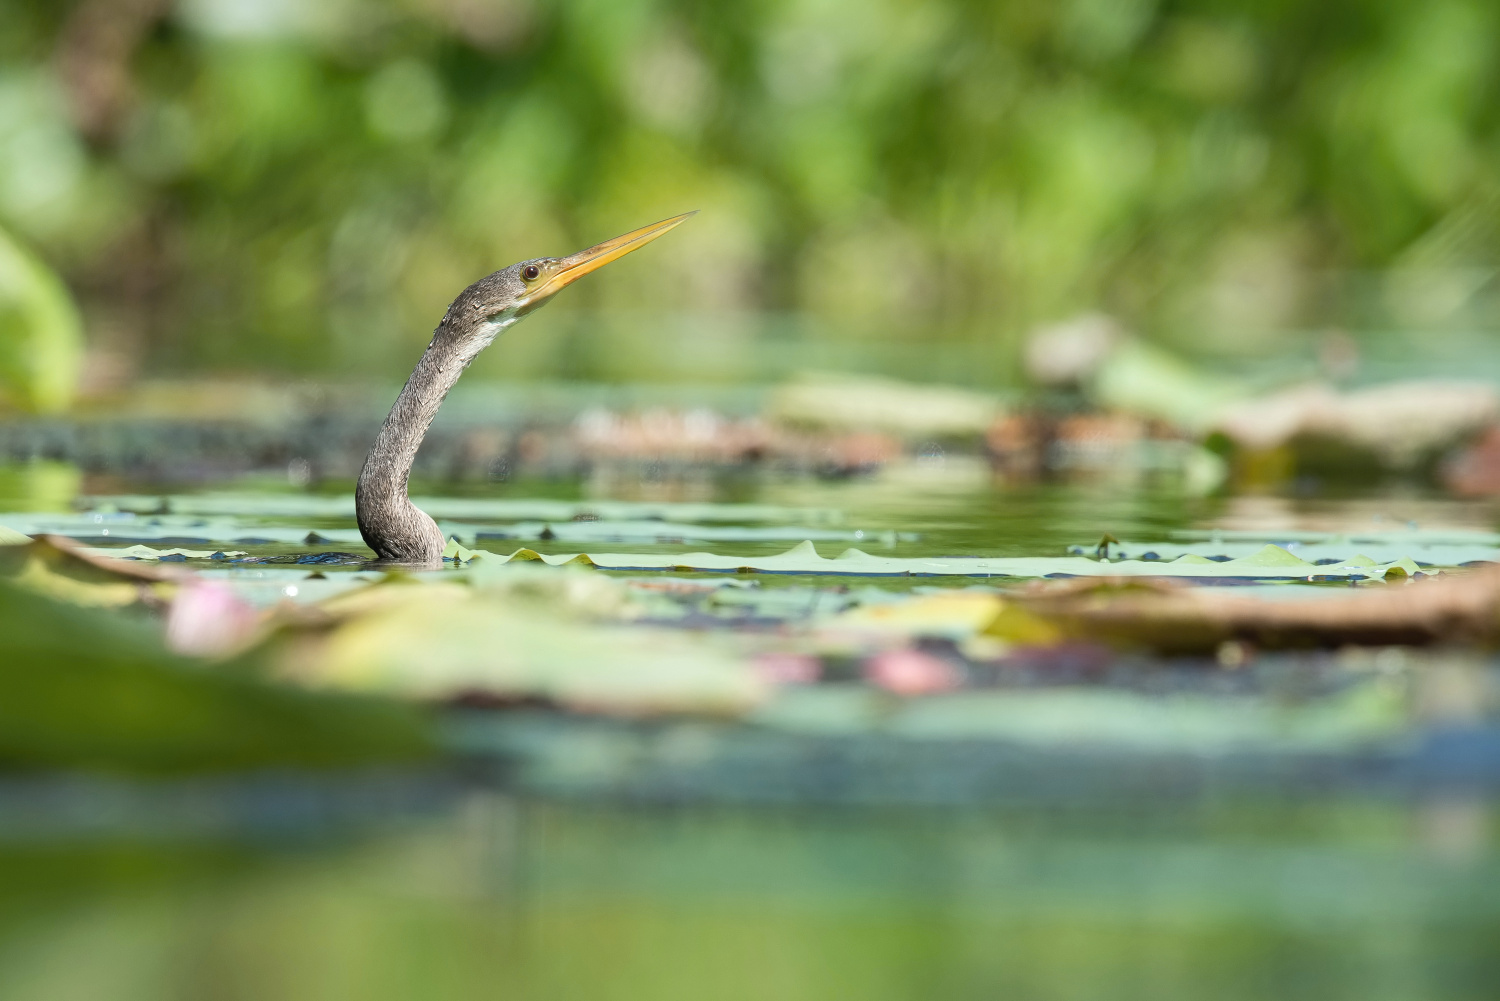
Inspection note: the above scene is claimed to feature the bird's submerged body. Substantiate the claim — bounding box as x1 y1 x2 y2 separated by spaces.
355 213 694 564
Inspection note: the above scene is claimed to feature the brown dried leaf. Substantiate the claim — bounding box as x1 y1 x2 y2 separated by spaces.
1016 570 1500 654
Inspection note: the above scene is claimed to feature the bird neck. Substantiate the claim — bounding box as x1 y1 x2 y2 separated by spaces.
356 317 511 562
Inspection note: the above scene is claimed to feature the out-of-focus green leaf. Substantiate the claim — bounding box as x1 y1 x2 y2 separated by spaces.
0 579 432 773
0 461 80 512
0 535 173 607
284 567 765 714
823 590 1005 639
1089 340 1248 433
0 227 82 414
766 372 1003 435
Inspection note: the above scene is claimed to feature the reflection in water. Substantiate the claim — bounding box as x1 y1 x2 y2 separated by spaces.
1211 494 1500 536
0 795 1496 1000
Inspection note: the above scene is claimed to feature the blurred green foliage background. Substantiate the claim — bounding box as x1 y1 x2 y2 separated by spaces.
0 0 1497 392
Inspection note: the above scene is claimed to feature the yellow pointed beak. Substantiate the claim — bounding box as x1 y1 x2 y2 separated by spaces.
521 211 697 306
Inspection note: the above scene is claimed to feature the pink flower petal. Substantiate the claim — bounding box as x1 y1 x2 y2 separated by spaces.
864 648 960 695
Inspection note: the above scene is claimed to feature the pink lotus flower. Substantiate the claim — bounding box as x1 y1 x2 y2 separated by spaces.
166 580 261 658
864 648 960 695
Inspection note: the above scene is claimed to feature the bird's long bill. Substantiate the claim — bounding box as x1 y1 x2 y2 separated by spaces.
524 211 696 303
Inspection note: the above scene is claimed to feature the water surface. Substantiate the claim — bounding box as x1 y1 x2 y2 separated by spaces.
2 464 1498 1000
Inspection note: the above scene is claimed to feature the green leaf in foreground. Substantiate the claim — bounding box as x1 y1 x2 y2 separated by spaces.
298 570 765 713
0 579 433 773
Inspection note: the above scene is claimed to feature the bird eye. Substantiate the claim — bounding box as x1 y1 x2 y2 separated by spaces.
522 264 540 281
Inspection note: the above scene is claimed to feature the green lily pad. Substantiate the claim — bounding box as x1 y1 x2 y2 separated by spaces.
1104 531 1500 567
442 538 479 562
90 545 249 560
301 568 765 713
458 541 1430 580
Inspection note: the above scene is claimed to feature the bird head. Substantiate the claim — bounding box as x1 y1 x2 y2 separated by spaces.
446 211 696 348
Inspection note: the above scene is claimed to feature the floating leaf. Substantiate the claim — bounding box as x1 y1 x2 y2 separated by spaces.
94 545 250 560
0 511 369 547
982 602 1066 646
0 535 180 608
285 568 765 714
1099 531 1500 568
826 591 1004 639
1013 566 1500 653
464 541 1433 581
442 537 479 562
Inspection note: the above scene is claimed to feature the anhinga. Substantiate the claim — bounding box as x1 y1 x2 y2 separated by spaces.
356 212 695 564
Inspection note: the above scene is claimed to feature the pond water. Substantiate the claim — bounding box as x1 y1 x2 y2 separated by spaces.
10 455 1498 560
2 463 1499 1000
2 795 1498 1001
